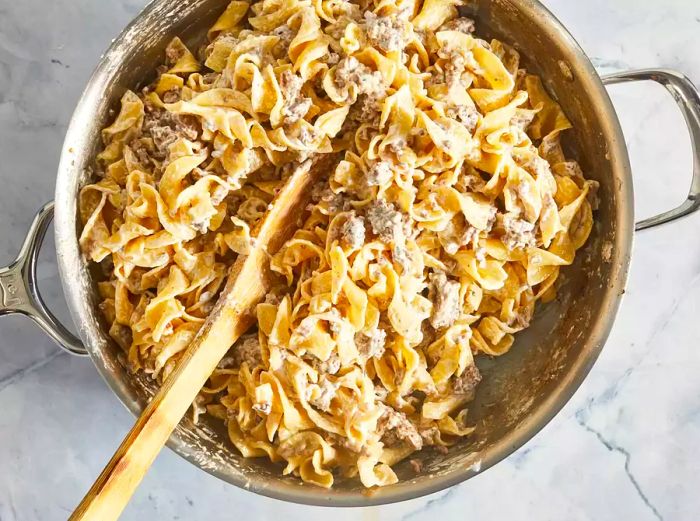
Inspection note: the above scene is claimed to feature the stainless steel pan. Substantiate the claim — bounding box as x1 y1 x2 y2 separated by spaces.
1 0 699 507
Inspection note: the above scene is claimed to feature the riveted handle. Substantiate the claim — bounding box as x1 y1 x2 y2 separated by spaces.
0 202 88 356
603 69 700 231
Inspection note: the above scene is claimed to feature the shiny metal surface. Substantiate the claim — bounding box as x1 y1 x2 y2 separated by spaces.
38 0 676 507
602 69 700 231
0 202 87 356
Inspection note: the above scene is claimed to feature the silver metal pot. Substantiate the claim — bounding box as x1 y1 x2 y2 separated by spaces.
1 0 699 507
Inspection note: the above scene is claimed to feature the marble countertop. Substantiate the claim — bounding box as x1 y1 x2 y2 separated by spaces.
1 0 699 519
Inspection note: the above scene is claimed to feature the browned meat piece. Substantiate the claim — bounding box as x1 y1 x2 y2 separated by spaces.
279 70 312 125
233 335 262 368
366 200 404 243
335 56 385 101
364 12 407 53
309 377 338 412
418 424 441 446
161 88 181 103
307 353 341 375
142 109 200 159
165 42 185 63
348 94 381 125
429 271 461 329
501 213 536 250
355 327 387 360
311 185 349 214
452 363 482 398
446 104 479 133
127 139 152 167
378 406 423 450
340 213 366 249
272 24 295 55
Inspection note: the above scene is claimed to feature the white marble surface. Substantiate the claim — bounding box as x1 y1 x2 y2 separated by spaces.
1 0 699 519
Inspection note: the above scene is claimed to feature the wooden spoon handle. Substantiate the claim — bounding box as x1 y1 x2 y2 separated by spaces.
69 157 331 521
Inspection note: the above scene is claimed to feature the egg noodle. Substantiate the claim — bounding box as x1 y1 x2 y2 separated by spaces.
79 0 596 488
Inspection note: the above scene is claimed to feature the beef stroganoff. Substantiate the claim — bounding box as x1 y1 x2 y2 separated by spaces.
79 0 596 488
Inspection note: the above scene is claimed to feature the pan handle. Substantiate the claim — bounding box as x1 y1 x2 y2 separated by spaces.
0 202 88 356
602 69 700 231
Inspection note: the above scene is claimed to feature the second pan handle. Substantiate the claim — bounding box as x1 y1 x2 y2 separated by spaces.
603 69 700 231
0 202 87 356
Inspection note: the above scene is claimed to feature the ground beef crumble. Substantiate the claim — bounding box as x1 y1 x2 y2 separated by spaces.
335 56 386 104
233 335 262 368
418 425 441 446
364 12 407 53
452 364 482 398
340 212 366 249
142 109 200 160
438 48 467 89
429 271 461 329
501 213 536 250
165 41 185 63
446 104 480 133
272 24 295 55
367 200 404 243
348 94 382 125
378 406 423 450
309 377 338 412
355 327 387 360
279 70 312 125
307 353 341 375
435 38 481 90
161 88 181 104
311 185 350 214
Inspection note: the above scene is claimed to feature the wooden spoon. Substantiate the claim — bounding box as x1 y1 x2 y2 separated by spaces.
69 155 335 521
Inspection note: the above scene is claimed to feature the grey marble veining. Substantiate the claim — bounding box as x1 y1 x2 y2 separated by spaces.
1 1 699 520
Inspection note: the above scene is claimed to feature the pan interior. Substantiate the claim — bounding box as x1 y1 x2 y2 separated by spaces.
54 0 632 506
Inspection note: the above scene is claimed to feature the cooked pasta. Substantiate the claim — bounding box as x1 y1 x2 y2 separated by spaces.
79 0 597 488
